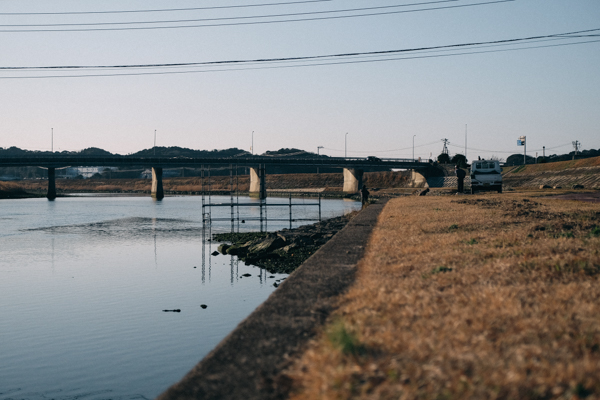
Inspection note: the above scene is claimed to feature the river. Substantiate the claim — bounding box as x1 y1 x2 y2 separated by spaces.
0 194 360 400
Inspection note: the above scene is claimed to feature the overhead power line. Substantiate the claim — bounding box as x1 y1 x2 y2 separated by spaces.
447 142 573 154
0 0 334 15
0 0 513 32
323 140 441 154
2 28 597 72
2 38 598 79
0 1 460 28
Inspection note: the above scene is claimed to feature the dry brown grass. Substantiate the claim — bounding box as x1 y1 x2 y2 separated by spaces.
508 156 600 174
286 193 600 399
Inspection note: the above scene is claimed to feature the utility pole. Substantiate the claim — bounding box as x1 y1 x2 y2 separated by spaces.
441 138 449 155
251 131 254 155
154 130 156 156
465 124 467 161
345 132 348 158
572 140 580 160
317 146 324 174
51 128 53 153
517 136 526 165
412 135 416 161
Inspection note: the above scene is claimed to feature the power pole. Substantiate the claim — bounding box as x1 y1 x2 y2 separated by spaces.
441 138 449 155
465 124 467 161
317 146 324 174
345 132 348 158
572 140 580 160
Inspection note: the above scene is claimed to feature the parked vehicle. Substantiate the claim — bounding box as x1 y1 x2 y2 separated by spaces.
470 159 502 194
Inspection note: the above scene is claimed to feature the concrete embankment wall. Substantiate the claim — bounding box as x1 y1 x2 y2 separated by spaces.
157 201 387 400
503 165 600 189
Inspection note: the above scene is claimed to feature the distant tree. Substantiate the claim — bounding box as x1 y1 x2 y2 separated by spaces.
506 154 536 166
451 154 468 168
437 153 450 164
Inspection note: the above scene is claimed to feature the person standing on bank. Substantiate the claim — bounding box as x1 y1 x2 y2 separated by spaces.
455 166 466 193
360 185 370 208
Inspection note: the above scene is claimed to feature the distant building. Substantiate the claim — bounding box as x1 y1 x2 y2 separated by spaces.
61 167 118 178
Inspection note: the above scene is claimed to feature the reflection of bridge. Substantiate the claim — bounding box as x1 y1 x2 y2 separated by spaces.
0 155 429 200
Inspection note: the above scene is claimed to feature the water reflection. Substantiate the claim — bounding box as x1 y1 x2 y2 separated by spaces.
0 195 359 400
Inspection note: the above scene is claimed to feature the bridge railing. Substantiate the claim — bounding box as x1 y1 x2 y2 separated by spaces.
0 155 429 168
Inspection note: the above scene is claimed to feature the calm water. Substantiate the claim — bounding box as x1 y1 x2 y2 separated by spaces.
0 195 359 400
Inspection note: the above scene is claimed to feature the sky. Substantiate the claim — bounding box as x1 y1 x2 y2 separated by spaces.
1 0 599 161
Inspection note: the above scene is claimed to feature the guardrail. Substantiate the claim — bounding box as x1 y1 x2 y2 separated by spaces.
0 155 429 169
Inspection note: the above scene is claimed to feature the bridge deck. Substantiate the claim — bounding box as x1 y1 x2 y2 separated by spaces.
0 155 429 169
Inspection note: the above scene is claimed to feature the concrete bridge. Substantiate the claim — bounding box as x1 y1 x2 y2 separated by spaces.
0 155 430 200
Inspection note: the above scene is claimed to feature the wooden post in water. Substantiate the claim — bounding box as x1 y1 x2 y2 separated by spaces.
47 167 57 200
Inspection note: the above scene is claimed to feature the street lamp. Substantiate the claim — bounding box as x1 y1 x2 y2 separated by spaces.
317 146 324 174
345 132 348 158
412 135 416 161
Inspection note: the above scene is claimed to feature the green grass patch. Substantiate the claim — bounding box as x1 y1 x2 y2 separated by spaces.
327 319 366 357
431 266 453 274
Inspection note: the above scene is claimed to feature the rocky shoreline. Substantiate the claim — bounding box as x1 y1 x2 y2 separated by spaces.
213 213 356 274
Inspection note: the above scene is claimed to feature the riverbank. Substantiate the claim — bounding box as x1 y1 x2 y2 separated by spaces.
213 213 357 274
503 155 600 189
286 192 600 399
157 201 387 400
0 171 411 198
0 181 44 199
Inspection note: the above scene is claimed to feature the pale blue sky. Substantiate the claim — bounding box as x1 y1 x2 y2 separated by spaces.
1 0 599 161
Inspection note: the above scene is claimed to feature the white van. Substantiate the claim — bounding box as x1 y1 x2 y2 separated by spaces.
470 160 502 194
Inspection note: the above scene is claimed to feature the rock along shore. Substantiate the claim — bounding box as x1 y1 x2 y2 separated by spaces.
157 201 387 400
213 214 355 274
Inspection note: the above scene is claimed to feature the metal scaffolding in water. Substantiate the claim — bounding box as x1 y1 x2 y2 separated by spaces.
200 164 322 233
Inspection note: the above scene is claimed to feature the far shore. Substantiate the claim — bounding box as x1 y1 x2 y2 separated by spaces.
0 171 413 199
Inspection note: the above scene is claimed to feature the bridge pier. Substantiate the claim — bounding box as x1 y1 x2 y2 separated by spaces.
151 167 164 200
343 168 363 193
409 169 429 188
47 167 57 200
249 165 266 199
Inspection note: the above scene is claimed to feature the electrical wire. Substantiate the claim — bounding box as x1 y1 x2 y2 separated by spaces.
323 140 440 154
4 38 599 79
2 38 598 79
2 28 596 72
0 0 457 25
0 0 513 32
0 0 334 15
447 142 574 154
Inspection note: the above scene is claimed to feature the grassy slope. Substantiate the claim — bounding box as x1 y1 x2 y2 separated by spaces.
505 155 600 174
286 193 600 399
